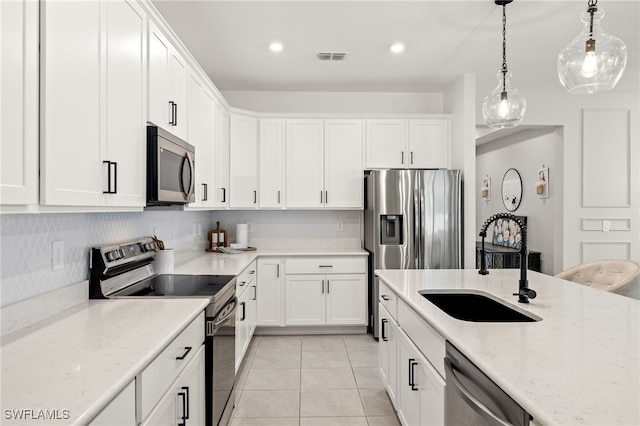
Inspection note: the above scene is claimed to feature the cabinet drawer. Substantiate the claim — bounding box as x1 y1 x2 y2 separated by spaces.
139 311 204 420
378 279 398 320
237 260 257 291
285 257 366 274
398 299 445 378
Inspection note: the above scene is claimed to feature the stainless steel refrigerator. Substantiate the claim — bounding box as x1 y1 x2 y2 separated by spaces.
364 169 462 338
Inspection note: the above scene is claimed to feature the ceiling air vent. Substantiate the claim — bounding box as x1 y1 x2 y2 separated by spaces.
317 52 348 61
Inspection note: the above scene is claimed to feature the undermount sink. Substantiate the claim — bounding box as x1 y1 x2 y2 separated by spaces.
419 290 541 322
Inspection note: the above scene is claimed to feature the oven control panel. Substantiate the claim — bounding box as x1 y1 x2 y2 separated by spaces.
100 237 158 268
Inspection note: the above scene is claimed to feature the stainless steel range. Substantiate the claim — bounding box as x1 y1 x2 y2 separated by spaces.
89 237 237 426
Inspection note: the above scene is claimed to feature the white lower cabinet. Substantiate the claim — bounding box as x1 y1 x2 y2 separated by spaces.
236 261 257 372
379 283 446 426
89 380 135 425
379 303 399 408
283 273 366 326
256 258 284 326
141 344 205 426
397 329 445 426
139 312 204 424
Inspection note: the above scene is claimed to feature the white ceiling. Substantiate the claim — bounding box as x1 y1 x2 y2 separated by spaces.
151 0 639 97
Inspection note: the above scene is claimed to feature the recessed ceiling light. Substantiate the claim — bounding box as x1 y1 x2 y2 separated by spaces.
269 42 283 52
390 43 405 54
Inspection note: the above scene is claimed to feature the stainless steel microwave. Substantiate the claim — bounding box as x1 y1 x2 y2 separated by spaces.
147 126 195 205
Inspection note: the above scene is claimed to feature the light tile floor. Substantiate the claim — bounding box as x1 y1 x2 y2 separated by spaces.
230 334 400 426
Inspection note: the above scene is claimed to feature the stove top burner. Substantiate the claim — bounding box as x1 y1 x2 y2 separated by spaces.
114 274 236 298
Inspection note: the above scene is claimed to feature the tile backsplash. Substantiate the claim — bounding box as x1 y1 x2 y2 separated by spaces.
0 209 362 308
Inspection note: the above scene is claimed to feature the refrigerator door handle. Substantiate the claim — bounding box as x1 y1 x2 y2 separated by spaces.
414 187 421 269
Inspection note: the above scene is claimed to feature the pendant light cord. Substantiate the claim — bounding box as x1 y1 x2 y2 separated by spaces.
501 3 508 92
587 0 597 38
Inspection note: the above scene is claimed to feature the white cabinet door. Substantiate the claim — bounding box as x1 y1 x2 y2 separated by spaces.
325 274 367 325
379 304 399 408
186 74 215 208
286 120 324 208
213 100 230 208
365 120 406 169
257 258 283 326
230 113 258 208
148 20 187 140
397 329 420 426
103 0 146 207
168 48 188 140
408 119 449 169
40 0 102 206
141 345 205 426
148 21 171 130
89 380 135 426
259 119 285 208
397 329 445 426
236 284 251 371
324 120 363 209
285 274 325 325
0 0 38 205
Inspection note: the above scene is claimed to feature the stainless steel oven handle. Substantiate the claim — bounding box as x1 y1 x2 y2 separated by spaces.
214 297 238 328
444 358 512 426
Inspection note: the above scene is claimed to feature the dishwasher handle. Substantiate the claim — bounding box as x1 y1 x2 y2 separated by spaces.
444 358 512 426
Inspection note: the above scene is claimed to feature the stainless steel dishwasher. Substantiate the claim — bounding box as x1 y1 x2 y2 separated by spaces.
444 342 531 426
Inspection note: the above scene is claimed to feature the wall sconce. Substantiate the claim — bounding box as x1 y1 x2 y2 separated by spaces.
481 176 491 201
536 166 549 198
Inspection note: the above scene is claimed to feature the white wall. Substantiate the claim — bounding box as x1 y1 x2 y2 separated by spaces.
476 128 562 275
476 91 639 271
222 90 444 114
444 74 477 269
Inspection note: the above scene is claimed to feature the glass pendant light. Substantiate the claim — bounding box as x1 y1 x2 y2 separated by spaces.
557 0 627 95
482 0 526 129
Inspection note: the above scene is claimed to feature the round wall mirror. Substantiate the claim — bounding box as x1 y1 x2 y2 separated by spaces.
501 168 522 212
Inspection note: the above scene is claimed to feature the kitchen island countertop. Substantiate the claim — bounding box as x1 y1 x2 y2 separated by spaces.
375 268 639 426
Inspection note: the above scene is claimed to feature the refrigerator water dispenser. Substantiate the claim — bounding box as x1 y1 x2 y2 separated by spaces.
380 215 403 245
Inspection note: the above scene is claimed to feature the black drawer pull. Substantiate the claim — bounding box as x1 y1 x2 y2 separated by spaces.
381 318 388 341
381 295 390 301
176 346 192 360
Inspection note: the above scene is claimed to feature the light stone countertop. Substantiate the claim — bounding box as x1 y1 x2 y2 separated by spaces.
174 247 368 276
375 268 640 426
0 298 209 425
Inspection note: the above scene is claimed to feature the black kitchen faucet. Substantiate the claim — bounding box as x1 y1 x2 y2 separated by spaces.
478 213 537 303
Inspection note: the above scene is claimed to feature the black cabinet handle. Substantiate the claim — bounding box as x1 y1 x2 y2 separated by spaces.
240 301 246 321
252 285 257 301
169 101 176 125
409 358 418 391
178 390 187 426
102 161 117 194
253 190 257 204
276 263 280 278
202 183 208 201
410 151 414 165
327 280 330 294
182 386 190 420
381 295 390 301
381 318 388 341
277 190 281 204
176 346 192 360
325 190 328 204
221 187 226 203
173 102 178 126
321 280 324 294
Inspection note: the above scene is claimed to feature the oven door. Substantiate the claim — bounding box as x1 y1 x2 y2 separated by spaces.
206 296 237 426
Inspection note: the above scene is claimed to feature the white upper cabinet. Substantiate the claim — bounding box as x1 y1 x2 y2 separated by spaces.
213 100 230 208
408 119 449 169
324 119 363 209
286 119 325 209
1 0 38 206
286 119 363 209
40 0 146 208
148 20 188 140
259 119 285 209
230 112 259 208
365 120 406 169
366 118 450 169
186 72 215 208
